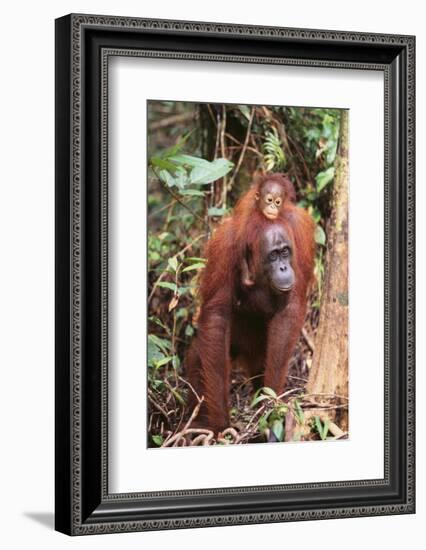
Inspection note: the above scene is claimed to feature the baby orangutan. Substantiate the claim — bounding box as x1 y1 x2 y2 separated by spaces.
240 173 296 287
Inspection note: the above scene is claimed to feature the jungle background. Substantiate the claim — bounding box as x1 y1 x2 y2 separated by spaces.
147 101 349 448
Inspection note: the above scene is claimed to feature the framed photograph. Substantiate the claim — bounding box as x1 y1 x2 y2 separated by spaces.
55 14 415 535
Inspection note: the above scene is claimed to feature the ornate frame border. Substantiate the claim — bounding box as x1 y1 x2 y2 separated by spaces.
55 14 415 535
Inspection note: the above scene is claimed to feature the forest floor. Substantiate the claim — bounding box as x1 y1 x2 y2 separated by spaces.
146 290 350 448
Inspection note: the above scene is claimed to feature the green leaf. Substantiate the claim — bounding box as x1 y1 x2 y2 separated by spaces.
314 415 323 436
250 395 270 408
155 356 173 368
322 419 330 440
185 324 194 338
179 188 205 197
186 257 207 264
208 207 227 217
150 157 178 172
147 342 165 367
169 154 210 168
314 415 329 440
271 420 284 442
175 307 188 319
237 104 251 120
315 166 335 192
148 316 169 332
148 334 172 354
152 434 163 446
315 224 326 246
293 399 305 424
262 387 277 398
157 166 189 190
174 166 189 190
177 286 191 296
167 257 178 272
190 158 234 185
312 208 322 224
170 386 185 405
181 262 205 273
172 354 181 372
157 281 178 293
158 169 176 188
160 131 193 159
258 415 269 434
277 404 288 417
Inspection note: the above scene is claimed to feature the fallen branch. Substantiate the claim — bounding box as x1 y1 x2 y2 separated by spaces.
149 112 195 130
162 397 204 447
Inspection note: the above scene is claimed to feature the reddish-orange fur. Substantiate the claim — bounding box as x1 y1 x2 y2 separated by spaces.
185 173 316 433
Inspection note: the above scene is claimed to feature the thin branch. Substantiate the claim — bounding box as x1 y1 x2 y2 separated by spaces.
148 389 170 418
149 111 194 130
162 397 204 447
227 107 255 190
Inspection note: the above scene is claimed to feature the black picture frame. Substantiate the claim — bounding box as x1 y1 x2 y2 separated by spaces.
55 13 415 536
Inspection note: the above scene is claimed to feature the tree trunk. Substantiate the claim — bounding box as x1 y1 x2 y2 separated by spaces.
306 110 349 433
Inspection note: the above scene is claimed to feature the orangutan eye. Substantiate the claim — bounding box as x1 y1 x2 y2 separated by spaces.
275 198 282 206
281 247 290 258
266 195 273 203
269 250 278 261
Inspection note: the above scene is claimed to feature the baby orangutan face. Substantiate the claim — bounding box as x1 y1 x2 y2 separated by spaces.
255 181 285 220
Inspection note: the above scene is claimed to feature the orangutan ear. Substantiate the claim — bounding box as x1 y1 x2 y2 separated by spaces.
255 192 260 201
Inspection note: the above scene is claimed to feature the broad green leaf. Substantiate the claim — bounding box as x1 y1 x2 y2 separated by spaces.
152 434 164 446
258 415 269 433
185 324 194 338
177 286 191 296
277 405 288 417
175 307 188 319
179 188 205 197
250 395 270 408
147 341 165 367
186 257 207 264
181 262 205 273
207 207 227 217
271 420 284 442
237 104 251 120
167 256 178 272
157 281 178 293
262 387 277 398
190 158 234 185
155 356 173 368
312 208 322 224
169 154 210 168
293 399 305 424
157 166 189 189
158 169 177 188
172 354 181 372
315 166 335 192
173 166 189 190
148 316 170 333
150 157 178 172
148 334 171 354
315 224 326 246
314 416 327 439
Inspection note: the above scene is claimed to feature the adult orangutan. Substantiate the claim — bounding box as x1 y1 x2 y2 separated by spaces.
185 173 316 433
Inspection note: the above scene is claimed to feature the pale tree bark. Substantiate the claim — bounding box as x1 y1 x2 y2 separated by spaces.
306 110 349 432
